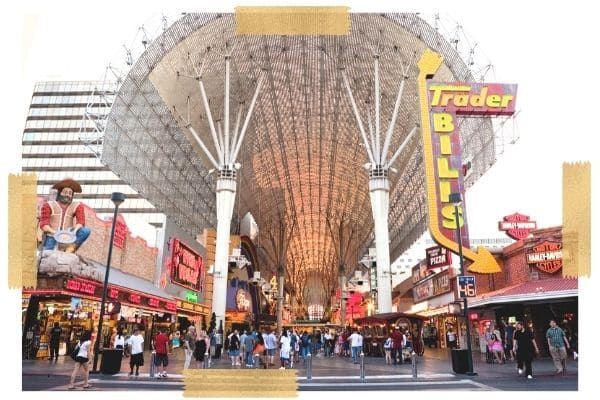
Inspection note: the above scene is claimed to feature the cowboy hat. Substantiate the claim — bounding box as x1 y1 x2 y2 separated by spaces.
52 178 82 193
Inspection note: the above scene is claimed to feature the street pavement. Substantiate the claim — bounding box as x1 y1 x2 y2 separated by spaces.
22 347 577 391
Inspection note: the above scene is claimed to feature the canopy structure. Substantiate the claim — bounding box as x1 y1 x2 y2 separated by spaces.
103 13 495 311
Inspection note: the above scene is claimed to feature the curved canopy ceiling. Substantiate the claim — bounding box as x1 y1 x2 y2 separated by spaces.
103 13 495 308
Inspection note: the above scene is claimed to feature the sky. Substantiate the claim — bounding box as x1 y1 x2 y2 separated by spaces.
1 0 597 398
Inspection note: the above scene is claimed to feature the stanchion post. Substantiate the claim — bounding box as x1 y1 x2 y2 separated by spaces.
203 353 209 369
149 351 156 378
412 351 417 378
254 353 260 369
360 352 365 382
307 353 312 381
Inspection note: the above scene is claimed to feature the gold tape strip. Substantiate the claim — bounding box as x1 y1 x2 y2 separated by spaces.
562 162 591 277
183 369 298 397
8 173 38 289
235 6 350 35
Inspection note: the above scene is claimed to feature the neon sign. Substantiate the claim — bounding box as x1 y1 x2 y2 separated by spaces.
417 50 516 273
65 279 96 295
499 213 537 240
170 239 204 291
526 241 562 273
128 293 141 304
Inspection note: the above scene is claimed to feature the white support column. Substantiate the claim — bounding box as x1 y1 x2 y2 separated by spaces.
211 173 237 332
368 173 392 313
277 270 284 334
339 274 347 327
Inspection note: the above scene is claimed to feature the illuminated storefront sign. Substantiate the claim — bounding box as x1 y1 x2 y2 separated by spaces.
108 288 119 299
236 289 251 312
412 270 451 302
418 50 515 273
526 241 563 273
499 213 537 240
64 279 96 295
185 291 198 303
176 300 209 314
128 293 142 304
170 239 205 291
426 245 452 269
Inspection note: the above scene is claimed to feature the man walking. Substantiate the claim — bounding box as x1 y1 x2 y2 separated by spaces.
513 321 539 379
183 326 196 370
349 329 363 364
546 319 570 374
390 327 403 365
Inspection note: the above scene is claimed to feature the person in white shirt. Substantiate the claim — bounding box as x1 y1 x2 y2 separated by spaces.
127 327 145 376
279 331 291 369
113 328 125 350
68 330 93 389
349 329 363 364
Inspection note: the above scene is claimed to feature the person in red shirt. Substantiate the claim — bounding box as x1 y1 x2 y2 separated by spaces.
390 327 404 365
39 178 90 252
152 328 171 378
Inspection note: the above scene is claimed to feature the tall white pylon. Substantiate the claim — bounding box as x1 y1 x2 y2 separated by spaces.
342 55 418 313
179 53 264 332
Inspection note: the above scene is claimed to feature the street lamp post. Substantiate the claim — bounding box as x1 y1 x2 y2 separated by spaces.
449 192 477 376
92 192 125 373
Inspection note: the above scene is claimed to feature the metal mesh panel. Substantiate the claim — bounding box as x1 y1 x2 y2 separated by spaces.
103 12 496 305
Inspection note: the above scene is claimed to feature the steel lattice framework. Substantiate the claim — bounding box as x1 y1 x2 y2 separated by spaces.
103 13 495 308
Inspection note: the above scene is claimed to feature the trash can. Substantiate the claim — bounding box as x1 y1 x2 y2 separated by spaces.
100 349 123 375
451 349 468 374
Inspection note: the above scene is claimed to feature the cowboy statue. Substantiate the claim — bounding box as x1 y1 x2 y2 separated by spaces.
39 178 90 253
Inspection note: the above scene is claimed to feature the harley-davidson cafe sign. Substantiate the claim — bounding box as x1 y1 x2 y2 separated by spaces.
526 241 563 273
498 213 537 240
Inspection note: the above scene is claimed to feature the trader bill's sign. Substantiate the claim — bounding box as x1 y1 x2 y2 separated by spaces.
526 241 562 273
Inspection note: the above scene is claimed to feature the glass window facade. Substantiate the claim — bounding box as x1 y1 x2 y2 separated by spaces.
22 80 164 228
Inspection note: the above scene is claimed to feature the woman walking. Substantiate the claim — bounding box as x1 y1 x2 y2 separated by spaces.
68 330 93 390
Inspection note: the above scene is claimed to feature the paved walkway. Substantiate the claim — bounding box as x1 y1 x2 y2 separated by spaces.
22 347 578 391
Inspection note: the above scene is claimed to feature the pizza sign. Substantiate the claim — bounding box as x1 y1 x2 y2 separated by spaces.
499 213 537 240
526 241 562 273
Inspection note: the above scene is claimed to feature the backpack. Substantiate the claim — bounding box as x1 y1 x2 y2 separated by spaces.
70 342 80 361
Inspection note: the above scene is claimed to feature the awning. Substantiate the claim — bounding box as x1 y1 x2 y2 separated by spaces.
468 277 577 308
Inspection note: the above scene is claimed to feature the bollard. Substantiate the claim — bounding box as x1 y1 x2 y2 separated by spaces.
149 351 156 378
307 353 312 381
254 353 260 369
359 352 365 382
203 353 209 369
411 351 417 378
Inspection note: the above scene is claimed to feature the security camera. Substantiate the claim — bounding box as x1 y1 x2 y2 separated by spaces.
249 277 260 286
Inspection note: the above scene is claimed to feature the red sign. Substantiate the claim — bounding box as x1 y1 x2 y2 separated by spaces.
526 241 563 273
147 298 160 308
128 293 142 304
499 213 537 240
170 239 204 291
65 279 96 295
165 302 177 312
113 217 128 249
425 246 452 269
108 288 119 299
